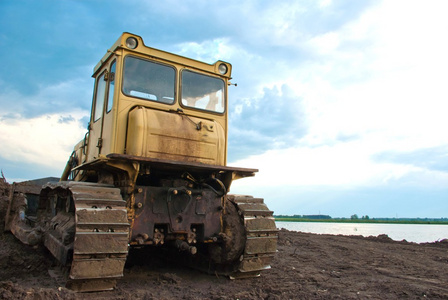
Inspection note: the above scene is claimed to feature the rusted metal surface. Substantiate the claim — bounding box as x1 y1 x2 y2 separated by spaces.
126 106 226 165
68 184 129 291
162 194 278 278
106 153 258 176
71 232 128 254
69 257 126 279
227 194 278 278
66 278 117 292
39 182 130 292
5 183 43 245
130 185 222 246
44 231 72 264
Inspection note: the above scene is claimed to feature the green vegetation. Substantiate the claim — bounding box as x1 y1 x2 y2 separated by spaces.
274 215 448 225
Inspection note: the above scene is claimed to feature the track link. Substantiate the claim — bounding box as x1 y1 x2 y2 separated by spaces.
42 182 129 292
227 194 278 278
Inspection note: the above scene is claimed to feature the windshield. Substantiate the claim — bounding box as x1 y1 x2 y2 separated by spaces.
181 70 225 113
123 56 175 104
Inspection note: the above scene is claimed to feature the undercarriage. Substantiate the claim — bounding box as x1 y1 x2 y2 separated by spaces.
5 156 278 292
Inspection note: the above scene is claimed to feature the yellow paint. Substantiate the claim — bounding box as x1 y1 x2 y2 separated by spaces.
73 32 230 171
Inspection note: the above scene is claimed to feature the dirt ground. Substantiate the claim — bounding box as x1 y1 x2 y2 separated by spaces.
1 181 447 299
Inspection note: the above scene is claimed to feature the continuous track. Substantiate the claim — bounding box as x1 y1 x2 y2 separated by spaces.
39 183 275 290
227 194 278 278
41 182 129 292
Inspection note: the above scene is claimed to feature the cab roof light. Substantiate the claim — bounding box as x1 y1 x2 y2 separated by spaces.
125 37 138 49
218 63 228 75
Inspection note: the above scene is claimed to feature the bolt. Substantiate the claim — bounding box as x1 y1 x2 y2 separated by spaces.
186 190 192 195
138 188 143 193
173 189 178 195
137 202 143 209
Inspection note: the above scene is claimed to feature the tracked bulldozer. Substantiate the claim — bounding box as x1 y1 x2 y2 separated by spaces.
4 33 278 292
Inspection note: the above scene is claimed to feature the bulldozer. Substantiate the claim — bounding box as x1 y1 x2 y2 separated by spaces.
4 32 278 292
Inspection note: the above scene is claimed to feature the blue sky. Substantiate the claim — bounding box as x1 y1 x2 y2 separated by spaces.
1 0 447 218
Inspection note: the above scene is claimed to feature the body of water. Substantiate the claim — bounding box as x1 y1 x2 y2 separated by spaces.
276 221 448 243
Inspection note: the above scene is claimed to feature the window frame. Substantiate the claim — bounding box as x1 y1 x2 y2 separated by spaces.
92 70 107 123
106 60 116 114
121 55 177 105
180 69 226 115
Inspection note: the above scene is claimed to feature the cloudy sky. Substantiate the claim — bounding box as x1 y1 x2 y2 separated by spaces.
1 0 447 218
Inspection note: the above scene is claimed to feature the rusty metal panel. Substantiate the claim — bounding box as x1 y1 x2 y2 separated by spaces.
238 256 272 273
66 278 117 292
69 257 126 279
126 107 225 165
71 188 124 201
131 186 221 243
227 195 263 203
44 233 72 264
245 236 278 255
73 232 129 254
76 207 128 224
195 197 206 215
235 202 272 214
107 153 258 174
244 217 277 232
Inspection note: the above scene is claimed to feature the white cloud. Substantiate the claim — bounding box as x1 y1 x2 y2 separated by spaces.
175 38 248 64
231 138 448 189
230 0 448 194
0 75 92 117
0 111 87 172
0 72 92 178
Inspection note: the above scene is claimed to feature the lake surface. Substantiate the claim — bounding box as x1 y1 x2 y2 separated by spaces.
276 221 448 243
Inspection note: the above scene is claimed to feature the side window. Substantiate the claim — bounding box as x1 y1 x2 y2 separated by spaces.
93 72 107 122
106 61 116 113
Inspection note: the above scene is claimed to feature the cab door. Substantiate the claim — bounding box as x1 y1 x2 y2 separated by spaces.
86 60 116 162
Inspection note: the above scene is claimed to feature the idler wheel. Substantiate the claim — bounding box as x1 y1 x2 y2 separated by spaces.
209 199 245 264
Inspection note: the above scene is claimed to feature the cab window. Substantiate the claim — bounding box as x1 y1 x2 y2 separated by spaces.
122 56 175 104
93 72 107 122
181 70 225 113
106 61 116 113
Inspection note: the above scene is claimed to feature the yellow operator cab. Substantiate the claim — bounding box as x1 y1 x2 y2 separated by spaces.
81 32 233 169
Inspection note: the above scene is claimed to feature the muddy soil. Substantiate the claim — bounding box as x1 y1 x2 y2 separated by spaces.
1 181 447 299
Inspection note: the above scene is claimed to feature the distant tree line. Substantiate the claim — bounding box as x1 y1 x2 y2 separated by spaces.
274 214 448 224
275 214 332 220
350 214 370 220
